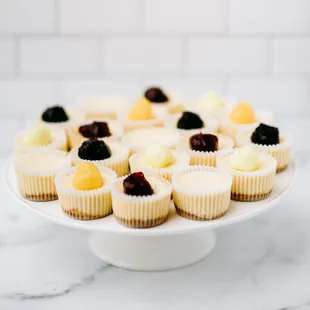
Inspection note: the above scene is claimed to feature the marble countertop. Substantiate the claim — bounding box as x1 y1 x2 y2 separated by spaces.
1 118 310 310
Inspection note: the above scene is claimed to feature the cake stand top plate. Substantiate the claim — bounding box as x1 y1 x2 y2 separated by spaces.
3 157 296 236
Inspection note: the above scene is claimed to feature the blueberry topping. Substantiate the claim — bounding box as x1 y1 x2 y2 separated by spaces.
41 106 69 123
144 87 169 103
79 121 111 138
190 133 218 152
123 172 154 196
177 111 204 130
251 123 279 146
78 139 111 161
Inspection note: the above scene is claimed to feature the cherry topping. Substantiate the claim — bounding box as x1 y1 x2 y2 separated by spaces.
190 133 218 152
177 111 204 130
42 106 69 123
251 123 279 146
144 87 169 103
79 121 111 138
78 139 111 161
123 172 154 196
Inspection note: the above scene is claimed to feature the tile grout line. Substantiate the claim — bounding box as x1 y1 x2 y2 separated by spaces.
138 0 146 33
266 37 274 77
306 78 310 115
224 0 230 34
54 0 61 34
0 73 310 81
14 35 21 77
1 33 310 40
98 37 105 76
181 36 189 76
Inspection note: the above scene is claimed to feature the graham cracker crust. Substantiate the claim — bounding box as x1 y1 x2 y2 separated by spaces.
86 112 117 120
277 164 289 173
231 190 272 202
62 207 112 220
175 206 227 221
24 193 58 202
115 215 168 228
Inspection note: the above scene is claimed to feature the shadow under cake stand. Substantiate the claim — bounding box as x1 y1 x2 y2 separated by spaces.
2 157 296 271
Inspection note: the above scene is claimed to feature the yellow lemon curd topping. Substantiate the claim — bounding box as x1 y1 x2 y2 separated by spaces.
230 102 255 124
23 123 51 146
200 92 225 109
128 98 153 121
230 145 260 172
145 146 175 168
73 162 104 191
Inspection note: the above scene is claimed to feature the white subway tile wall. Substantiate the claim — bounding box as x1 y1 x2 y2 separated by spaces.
145 0 227 34
60 0 140 34
20 38 101 75
0 0 309 154
273 38 310 74
228 77 309 114
229 0 310 34
0 0 55 34
104 38 183 74
60 78 141 104
189 38 268 74
0 80 58 116
0 39 15 74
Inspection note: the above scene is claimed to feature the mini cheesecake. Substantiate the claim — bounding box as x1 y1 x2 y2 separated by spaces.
172 166 232 220
70 139 129 177
15 150 70 201
67 120 123 149
112 172 172 228
121 127 181 155
129 146 190 182
119 98 164 132
15 123 67 156
55 163 117 220
250 124 291 172
82 96 129 120
218 146 277 201
193 91 229 119
166 111 219 136
144 86 184 116
40 105 71 130
177 132 234 167
220 102 274 146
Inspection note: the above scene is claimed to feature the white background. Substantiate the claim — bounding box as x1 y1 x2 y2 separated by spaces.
0 0 310 155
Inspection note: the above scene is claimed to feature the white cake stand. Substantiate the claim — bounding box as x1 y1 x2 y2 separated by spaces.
2 158 296 271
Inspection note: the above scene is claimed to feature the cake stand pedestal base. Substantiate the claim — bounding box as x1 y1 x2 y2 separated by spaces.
88 229 216 271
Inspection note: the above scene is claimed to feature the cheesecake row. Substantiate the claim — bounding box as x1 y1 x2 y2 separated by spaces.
15 139 278 228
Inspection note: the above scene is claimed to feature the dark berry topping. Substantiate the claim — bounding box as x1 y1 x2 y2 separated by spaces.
78 139 111 161
251 123 279 146
41 106 69 123
79 121 111 139
123 172 154 196
144 87 169 103
177 111 204 130
190 133 218 152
